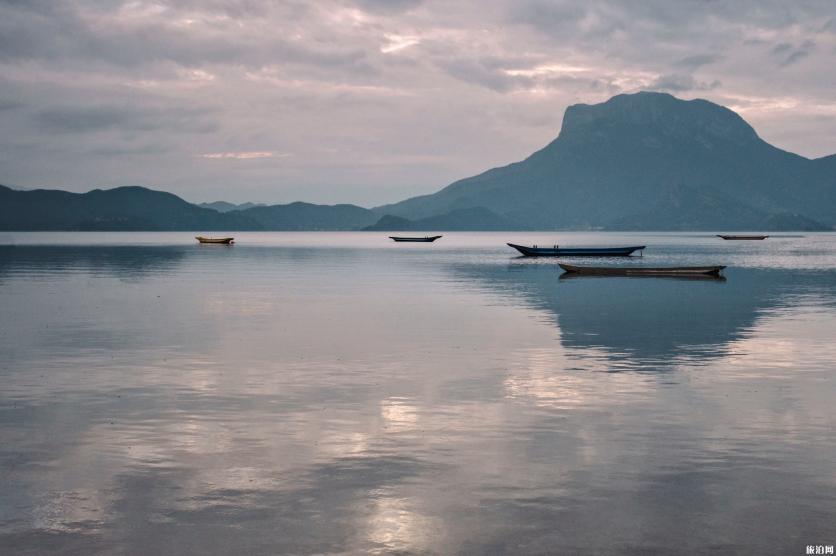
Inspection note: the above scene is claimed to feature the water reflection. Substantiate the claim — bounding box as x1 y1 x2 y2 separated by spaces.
1 234 836 555
0 245 187 282
449 260 836 370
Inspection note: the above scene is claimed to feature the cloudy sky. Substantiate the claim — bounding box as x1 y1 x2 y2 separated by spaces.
1 0 835 206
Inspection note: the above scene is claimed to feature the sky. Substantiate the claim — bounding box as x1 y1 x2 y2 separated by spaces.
1 0 835 206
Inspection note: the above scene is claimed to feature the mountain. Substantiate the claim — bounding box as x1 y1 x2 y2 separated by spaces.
0 185 258 231
376 92 836 230
607 184 828 231
198 201 265 212
0 184 380 231
237 202 377 230
4 92 835 232
363 207 525 231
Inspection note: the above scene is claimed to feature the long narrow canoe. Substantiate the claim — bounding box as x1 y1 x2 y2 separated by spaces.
508 243 645 257
559 263 726 277
196 236 234 244
390 236 442 242
717 235 768 240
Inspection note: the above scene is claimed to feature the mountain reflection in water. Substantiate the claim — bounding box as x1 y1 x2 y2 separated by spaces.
448 260 836 371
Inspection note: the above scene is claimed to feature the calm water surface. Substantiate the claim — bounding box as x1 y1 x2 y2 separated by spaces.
1 232 835 555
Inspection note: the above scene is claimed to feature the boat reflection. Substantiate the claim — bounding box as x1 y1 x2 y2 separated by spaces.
558 272 726 282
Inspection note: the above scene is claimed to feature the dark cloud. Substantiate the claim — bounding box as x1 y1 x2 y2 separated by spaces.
35 105 217 134
350 0 423 14
772 40 816 66
87 144 171 156
771 43 793 54
0 0 371 75
36 106 130 132
782 50 809 66
0 99 22 111
510 1 588 33
676 54 720 69
436 57 530 92
649 74 721 92
157 0 273 19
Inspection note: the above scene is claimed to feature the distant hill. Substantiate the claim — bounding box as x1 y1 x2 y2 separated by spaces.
376 92 836 230
0 184 380 231
364 207 525 231
237 202 377 230
0 185 257 231
198 201 265 212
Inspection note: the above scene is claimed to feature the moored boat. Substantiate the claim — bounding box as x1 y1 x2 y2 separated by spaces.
508 243 645 257
196 236 234 244
716 235 768 240
390 236 442 242
559 263 726 277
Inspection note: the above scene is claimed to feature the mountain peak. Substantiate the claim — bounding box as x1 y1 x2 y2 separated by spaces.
558 91 759 147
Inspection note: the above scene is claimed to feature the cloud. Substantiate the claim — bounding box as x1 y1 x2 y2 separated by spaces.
649 74 721 92
781 40 815 66
35 106 130 132
351 0 423 14
380 33 421 54
199 151 291 159
770 40 816 66
675 54 720 69
0 98 22 111
771 43 793 55
88 144 171 156
0 0 373 75
34 104 217 134
510 1 589 34
438 57 529 92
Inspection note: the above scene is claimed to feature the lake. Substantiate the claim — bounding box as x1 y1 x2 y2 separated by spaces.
1 232 835 555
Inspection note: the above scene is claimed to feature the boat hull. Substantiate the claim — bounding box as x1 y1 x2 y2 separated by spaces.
196 237 234 244
559 263 726 277
717 235 768 240
390 236 442 242
508 243 645 257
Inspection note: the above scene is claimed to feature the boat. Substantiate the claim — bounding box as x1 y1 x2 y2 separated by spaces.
559 271 724 282
559 263 726 277
390 236 442 242
196 236 234 244
716 235 768 240
507 243 645 257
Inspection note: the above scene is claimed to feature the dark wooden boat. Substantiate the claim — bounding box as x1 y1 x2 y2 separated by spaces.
559 271 725 282
390 236 442 242
559 263 726 277
196 236 234 244
716 235 768 240
508 243 645 257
